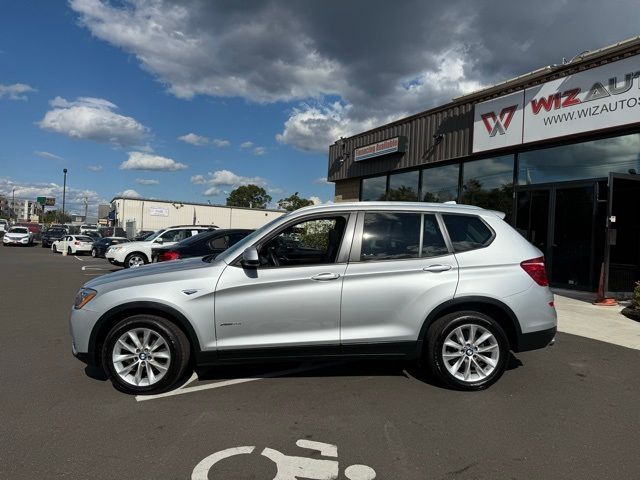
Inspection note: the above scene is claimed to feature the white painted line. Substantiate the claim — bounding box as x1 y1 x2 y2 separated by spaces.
81 265 112 271
74 255 84 261
136 361 342 402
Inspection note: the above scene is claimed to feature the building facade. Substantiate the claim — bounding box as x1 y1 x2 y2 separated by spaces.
0 197 43 222
327 37 640 295
111 196 286 234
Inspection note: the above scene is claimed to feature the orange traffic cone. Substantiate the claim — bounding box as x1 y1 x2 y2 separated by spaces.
593 262 618 306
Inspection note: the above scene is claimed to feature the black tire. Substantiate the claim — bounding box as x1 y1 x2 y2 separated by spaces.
425 311 509 391
91 248 97 258
101 315 191 395
52 244 58 253
67 246 73 255
124 252 147 268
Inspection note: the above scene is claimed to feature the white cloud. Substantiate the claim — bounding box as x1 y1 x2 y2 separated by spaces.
313 177 331 185
0 176 107 215
87 165 103 172
118 189 142 198
212 138 230 147
34 150 63 161
191 169 268 196
179 133 230 148
310 196 333 205
240 141 254 149
70 0 640 153
178 133 209 146
0 83 36 100
252 146 266 156
39 96 149 146
120 151 188 171
135 178 159 185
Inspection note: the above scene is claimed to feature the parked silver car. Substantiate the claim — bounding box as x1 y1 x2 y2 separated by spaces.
70 202 557 394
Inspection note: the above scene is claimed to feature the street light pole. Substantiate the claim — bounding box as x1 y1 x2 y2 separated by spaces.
62 168 68 218
11 187 15 223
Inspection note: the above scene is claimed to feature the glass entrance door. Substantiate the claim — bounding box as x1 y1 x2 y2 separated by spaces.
515 181 600 290
606 173 640 293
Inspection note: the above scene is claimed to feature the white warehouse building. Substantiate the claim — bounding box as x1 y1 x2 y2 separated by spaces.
111 196 285 234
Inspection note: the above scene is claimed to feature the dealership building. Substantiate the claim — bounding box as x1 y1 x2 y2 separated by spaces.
328 37 640 295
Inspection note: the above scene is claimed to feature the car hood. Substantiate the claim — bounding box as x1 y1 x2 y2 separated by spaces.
83 256 225 289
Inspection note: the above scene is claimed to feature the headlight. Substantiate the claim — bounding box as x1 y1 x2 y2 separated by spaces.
74 288 97 309
109 246 122 251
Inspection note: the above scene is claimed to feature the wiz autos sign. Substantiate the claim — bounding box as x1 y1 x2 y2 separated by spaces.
473 55 640 152
354 136 407 162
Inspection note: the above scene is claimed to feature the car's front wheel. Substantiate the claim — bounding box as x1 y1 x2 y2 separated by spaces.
101 315 191 395
52 244 58 253
425 311 509 391
91 248 97 258
125 252 147 268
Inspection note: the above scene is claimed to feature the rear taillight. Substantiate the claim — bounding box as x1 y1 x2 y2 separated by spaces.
74 241 80 245
159 251 180 262
520 256 549 286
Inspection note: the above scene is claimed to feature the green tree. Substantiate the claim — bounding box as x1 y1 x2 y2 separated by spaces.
277 192 315 211
226 184 272 209
42 210 72 224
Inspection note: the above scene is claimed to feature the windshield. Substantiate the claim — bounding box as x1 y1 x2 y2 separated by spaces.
216 213 290 263
10 227 29 234
143 230 162 241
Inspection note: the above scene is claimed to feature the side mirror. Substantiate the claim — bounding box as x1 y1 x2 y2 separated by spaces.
241 247 260 268
155 238 164 244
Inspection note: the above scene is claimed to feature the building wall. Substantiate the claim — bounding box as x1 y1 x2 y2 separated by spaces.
334 178 360 202
112 198 285 232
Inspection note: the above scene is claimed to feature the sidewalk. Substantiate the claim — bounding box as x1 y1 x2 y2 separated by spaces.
553 289 640 351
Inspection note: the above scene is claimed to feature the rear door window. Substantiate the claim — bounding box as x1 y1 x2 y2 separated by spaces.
361 212 421 261
442 214 493 252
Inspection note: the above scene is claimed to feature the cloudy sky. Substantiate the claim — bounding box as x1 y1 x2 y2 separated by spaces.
1 0 638 214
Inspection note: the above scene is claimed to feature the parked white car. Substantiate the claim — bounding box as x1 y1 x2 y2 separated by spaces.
2 226 34 246
51 235 95 255
80 224 99 234
105 225 214 268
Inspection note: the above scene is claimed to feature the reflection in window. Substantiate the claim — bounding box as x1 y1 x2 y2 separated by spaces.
421 163 459 202
518 133 640 185
422 214 449 257
461 155 514 222
388 171 419 201
361 212 420 261
361 176 387 201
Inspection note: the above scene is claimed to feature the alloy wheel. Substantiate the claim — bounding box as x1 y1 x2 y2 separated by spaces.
128 255 145 268
111 328 171 387
441 324 500 382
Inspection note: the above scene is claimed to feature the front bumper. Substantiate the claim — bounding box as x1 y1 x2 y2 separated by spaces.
3 237 30 245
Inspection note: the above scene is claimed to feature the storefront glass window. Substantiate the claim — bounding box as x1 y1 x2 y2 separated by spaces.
361 175 387 201
461 155 514 222
388 171 419 201
518 133 640 185
421 163 459 202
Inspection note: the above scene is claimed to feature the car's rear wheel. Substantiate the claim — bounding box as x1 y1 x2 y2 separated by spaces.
67 246 73 255
425 311 509 391
102 315 190 395
91 248 97 258
125 252 147 268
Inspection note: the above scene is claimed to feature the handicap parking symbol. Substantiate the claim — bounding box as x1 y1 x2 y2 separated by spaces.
192 439 376 480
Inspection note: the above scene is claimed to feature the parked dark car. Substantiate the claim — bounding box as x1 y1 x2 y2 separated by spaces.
41 228 68 248
153 229 253 262
91 237 130 258
98 227 127 238
84 231 102 241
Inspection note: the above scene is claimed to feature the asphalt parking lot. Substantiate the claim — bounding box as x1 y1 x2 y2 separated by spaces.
1 245 640 479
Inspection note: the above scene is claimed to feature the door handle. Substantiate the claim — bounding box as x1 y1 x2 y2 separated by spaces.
311 272 341 281
423 264 452 273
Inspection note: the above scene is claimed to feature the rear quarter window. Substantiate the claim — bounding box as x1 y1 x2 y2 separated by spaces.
442 214 494 252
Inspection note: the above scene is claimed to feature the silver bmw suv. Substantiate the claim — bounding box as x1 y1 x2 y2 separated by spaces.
70 202 556 394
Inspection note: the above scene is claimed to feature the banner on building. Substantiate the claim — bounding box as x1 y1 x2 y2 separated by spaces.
354 136 407 162
473 55 640 153
149 206 169 217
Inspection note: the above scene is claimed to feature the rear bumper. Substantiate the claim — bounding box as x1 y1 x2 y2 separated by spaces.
516 326 557 352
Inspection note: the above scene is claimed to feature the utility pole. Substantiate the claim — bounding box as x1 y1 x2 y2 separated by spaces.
83 196 88 222
62 168 68 218
11 187 15 222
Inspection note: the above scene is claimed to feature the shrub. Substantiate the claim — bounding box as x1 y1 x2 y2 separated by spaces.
633 281 640 310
